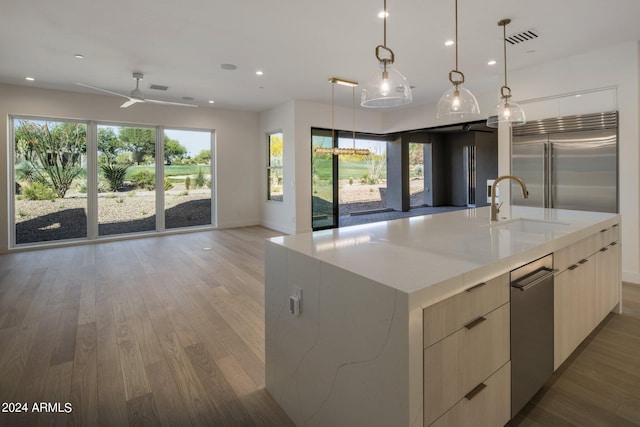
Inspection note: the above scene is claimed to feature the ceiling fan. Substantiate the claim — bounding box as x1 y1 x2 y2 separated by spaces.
77 72 198 108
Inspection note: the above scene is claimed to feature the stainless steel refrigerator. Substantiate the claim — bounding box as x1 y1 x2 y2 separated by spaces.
511 113 618 213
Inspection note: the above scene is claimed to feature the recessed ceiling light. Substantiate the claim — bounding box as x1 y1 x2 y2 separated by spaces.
74 54 84 59
220 63 237 70
445 40 455 46
488 60 497 66
256 70 264 76
526 50 536 54
182 96 195 101
208 100 215 104
25 77 35 81
378 11 389 18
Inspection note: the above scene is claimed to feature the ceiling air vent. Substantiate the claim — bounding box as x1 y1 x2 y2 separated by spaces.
505 28 539 45
149 84 169 91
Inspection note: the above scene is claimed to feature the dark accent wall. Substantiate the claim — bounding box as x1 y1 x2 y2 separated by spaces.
410 130 497 207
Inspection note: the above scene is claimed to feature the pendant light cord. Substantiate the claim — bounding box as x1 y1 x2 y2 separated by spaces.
331 81 335 143
503 22 508 88
383 0 387 47
454 0 459 71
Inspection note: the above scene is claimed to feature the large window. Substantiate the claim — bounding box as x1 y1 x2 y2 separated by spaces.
164 129 213 229
97 125 157 236
267 132 283 201
11 115 215 247
14 118 88 244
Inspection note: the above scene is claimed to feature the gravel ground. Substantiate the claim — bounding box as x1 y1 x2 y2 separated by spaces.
338 180 425 215
15 190 212 244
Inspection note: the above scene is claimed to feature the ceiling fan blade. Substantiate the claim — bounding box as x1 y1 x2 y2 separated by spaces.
120 99 142 108
76 82 130 99
145 98 198 107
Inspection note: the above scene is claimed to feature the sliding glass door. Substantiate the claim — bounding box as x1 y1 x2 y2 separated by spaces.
311 128 337 230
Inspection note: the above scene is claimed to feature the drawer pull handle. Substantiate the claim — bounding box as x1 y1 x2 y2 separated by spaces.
578 258 589 264
610 242 618 246
568 264 579 271
465 282 486 292
600 229 607 233
612 224 619 228
600 247 608 252
464 316 486 330
464 383 487 400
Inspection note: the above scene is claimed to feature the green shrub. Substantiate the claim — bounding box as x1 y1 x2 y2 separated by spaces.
164 177 173 191
23 182 56 201
130 169 155 190
127 191 136 197
116 197 124 204
194 167 205 188
184 176 191 190
101 164 129 191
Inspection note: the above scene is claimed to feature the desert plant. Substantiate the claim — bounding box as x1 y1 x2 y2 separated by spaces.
130 169 155 190
116 197 124 204
15 120 86 198
15 161 42 183
100 164 129 191
184 176 191 190
127 191 136 197
164 177 173 191
22 182 56 201
194 167 205 188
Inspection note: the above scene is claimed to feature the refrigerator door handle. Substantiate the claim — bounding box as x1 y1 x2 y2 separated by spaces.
547 143 553 209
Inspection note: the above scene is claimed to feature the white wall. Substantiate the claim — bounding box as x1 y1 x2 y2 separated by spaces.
0 83 261 251
260 101 296 234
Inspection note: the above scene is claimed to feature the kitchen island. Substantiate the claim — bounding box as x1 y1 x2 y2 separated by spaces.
264 206 621 427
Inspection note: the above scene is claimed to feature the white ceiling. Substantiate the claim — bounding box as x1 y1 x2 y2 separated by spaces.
2 0 640 112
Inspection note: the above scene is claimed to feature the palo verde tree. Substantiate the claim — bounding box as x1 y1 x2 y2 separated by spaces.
119 127 156 165
15 120 86 198
164 136 187 165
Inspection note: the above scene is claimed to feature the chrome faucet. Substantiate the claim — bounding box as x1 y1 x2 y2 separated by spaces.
490 175 529 222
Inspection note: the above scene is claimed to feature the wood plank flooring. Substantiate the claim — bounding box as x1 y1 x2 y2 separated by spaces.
0 227 638 427
0 227 293 427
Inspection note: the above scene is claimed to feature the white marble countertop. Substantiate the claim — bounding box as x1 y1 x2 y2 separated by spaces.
269 206 619 304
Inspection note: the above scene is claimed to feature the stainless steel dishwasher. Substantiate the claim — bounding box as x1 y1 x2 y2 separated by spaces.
510 254 556 417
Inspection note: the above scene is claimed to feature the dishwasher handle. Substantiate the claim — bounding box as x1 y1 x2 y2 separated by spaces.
512 267 557 292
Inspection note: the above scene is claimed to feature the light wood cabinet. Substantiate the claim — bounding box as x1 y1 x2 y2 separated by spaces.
553 256 596 369
430 362 511 427
424 304 510 425
423 273 509 348
423 273 510 426
554 223 620 370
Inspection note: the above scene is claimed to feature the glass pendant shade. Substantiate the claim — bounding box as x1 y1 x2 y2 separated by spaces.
361 62 412 108
436 85 480 119
486 98 526 128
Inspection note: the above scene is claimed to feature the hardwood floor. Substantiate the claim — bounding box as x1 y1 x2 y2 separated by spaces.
0 227 638 427
0 227 293 427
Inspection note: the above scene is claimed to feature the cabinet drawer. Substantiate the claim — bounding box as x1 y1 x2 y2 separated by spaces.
424 303 510 425
429 362 511 427
423 273 509 348
597 223 620 248
554 234 597 273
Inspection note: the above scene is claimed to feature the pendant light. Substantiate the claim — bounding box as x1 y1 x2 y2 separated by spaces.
361 0 412 108
315 78 371 156
436 0 480 119
486 19 526 128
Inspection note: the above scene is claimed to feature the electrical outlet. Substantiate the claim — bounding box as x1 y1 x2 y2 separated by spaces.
289 288 302 316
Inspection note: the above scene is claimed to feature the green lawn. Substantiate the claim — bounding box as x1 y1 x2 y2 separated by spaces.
124 164 211 180
314 159 386 181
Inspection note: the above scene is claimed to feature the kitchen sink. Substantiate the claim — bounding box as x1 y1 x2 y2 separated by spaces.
489 218 570 234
